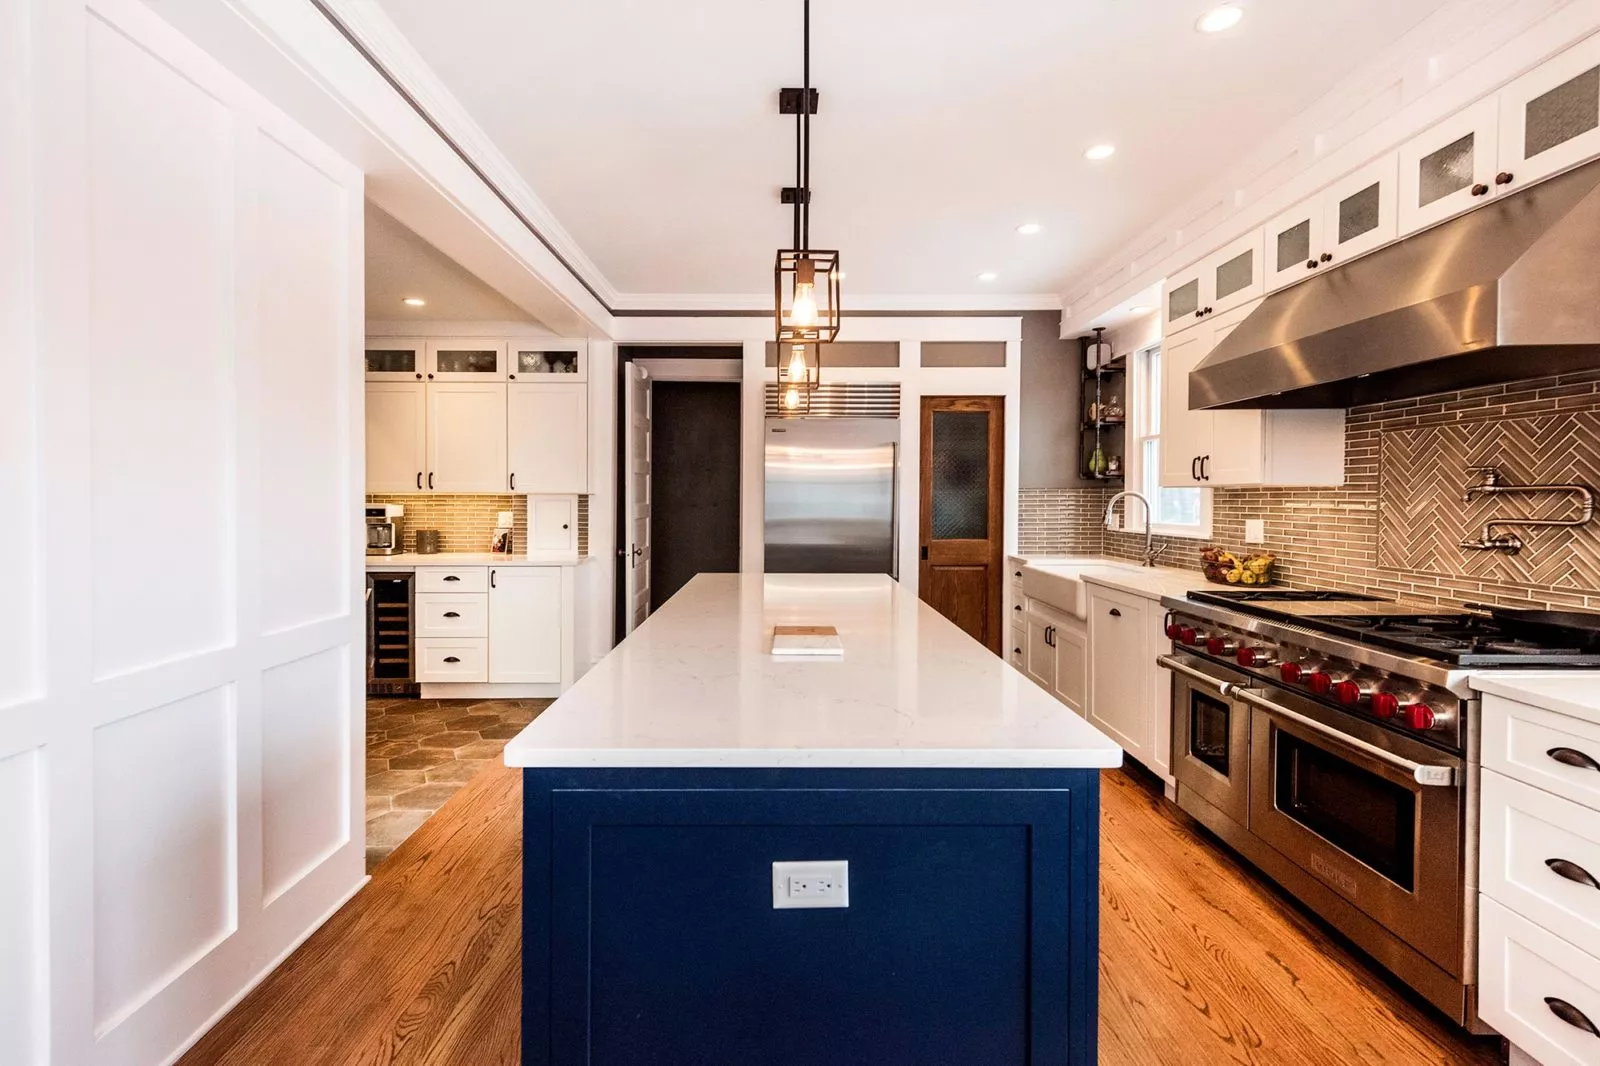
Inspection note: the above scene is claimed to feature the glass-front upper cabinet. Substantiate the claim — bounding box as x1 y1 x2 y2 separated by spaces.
1499 32 1600 190
426 339 508 382
1264 194 1326 292
1207 230 1263 319
364 338 427 381
1322 151 1398 266
508 341 587 382
1399 97 1501 236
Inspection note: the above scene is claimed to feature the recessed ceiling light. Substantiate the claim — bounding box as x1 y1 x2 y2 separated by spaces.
977 271 999 283
402 297 427 307
1084 143 1116 161
1129 305 1154 314
1016 222 1042 236
1196 4 1244 33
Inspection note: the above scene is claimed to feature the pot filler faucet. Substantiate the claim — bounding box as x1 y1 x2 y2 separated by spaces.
1104 491 1164 568
1458 465 1597 555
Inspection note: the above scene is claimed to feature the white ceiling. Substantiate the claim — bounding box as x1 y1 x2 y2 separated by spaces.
374 0 1455 306
365 202 542 324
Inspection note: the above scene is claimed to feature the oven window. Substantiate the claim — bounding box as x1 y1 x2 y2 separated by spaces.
1189 689 1232 776
1275 731 1416 891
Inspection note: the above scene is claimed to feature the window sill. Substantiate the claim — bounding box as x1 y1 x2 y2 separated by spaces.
1119 522 1213 541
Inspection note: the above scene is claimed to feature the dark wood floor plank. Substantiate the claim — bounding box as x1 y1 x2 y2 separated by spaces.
181 765 1502 1066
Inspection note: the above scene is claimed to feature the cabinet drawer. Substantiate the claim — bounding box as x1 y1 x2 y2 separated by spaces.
1483 769 1600 962
415 594 488 639
415 566 489 594
1484 694 1600 813
1009 625 1026 668
415 639 488 682
1480 896 1600 1066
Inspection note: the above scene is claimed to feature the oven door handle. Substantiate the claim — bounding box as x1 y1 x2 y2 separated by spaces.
1232 687 1457 787
1157 654 1235 698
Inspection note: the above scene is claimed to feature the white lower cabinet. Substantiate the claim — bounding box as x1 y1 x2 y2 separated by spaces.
1024 609 1059 694
487 566 563 684
1022 600 1086 715
415 639 488 683
1479 691 1600 1061
529 494 578 556
1052 622 1087 717
1087 587 1154 766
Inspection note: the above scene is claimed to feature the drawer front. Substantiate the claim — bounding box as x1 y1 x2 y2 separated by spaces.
415 594 488 639
1480 896 1600 1066
415 639 488 682
1483 768 1600 962
1485 694 1600 813
416 566 489 594
1008 625 1025 670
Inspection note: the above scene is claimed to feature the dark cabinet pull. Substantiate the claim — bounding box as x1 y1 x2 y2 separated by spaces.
1495 171 1514 186
427 372 434 380
490 570 497 589
1014 604 1022 612
443 575 461 582
1109 608 1122 618
427 472 434 490
1306 259 1318 270
1470 183 1489 196
1545 997 1600 1037
1200 456 1211 481
1319 252 1333 264
415 372 422 380
1546 858 1600 890
1191 456 1201 481
1548 747 1600 772
563 524 569 530
416 472 422 490
508 373 516 380
510 472 516 490
443 656 461 664
1013 647 1022 655
443 611 460 618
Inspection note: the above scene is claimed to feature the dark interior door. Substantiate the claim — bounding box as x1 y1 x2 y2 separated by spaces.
919 396 1004 653
650 381 741 609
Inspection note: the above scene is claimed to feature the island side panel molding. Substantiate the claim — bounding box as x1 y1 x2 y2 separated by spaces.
523 767 1099 1066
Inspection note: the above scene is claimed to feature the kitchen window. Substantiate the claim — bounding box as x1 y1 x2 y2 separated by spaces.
1129 344 1211 538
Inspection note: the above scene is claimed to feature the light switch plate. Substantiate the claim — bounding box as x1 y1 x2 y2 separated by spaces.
1244 519 1266 544
772 860 849 909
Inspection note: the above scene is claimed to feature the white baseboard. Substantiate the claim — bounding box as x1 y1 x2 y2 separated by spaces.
421 682 562 699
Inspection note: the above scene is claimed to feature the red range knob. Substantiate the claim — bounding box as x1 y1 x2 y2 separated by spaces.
1178 626 1198 645
1332 680 1364 706
1370 692 1400 720
1279 662 1304 683
1308 672 1334 695
1403 704 1436 731
1236 647 1271 668
1166 622 1183 640
1206 636 1238 656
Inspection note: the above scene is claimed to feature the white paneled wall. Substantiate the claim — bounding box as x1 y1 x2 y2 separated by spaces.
6 1 367 1063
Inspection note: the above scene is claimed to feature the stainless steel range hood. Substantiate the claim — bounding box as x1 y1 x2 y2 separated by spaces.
1191 158 1600 410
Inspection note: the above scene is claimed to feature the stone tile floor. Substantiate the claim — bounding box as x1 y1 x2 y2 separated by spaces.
366 697 551 872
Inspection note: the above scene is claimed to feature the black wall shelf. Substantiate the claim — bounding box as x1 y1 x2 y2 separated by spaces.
1078 333 1126 482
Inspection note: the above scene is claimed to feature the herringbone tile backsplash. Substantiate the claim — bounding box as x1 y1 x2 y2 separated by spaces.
1021 369 1600 612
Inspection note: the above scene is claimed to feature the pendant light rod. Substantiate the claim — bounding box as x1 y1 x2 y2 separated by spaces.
802 0 811 251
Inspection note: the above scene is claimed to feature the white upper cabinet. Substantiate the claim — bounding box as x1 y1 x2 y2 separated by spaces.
365 338 427 382
1264 194 1326 292
508 341 588 383
427 382 508 492
365 382 427 493
1159 323 1215 486
426 339 508 382
1323 151 1399 265
1164 230 1264 336
529 495 578 556
1400 97 1502 236
507 381 589 494
1499 31 1600 191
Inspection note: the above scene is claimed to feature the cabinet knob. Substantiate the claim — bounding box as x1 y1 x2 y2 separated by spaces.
1319 252 1332 264
509 373 517 379
562 524 569 530
1495 171 1514 186
427 373 435 379
1306 259 1318 270
1470 183 1489 197
415 372 422 380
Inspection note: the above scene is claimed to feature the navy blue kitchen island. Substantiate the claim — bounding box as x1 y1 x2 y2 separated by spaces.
505 575 1121 1066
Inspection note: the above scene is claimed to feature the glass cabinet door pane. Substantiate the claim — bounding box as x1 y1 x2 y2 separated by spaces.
434 349 500 375
1525 65 1600 160
1338 183 1382 245
1214 249 1254 300
366 348 418 375
930 410 990 540
1275 220 1311 273
514 349 581 375
1418 133 1475 206
1168 278 1200 322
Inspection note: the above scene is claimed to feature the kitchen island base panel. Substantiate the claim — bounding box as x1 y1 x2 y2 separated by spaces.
522 766 1100 1066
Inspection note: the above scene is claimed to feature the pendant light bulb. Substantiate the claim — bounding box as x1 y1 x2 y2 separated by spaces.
787 344 809 381
791 280 818 328
784 385 800 411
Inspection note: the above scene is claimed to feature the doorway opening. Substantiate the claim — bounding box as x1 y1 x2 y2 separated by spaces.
614 347 743 641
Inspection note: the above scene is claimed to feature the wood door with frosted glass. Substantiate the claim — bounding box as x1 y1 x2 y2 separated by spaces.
919 396 1004 653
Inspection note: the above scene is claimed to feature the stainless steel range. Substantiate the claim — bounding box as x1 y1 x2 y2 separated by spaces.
1158 588 1600 1030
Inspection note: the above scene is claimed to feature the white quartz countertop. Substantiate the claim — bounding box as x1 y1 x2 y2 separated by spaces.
366 552 578 568
1470 672 1600 723
503 573 1124 769
1013 555 1213 602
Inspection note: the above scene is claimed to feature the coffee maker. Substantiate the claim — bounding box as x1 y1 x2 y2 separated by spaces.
365 504 405 556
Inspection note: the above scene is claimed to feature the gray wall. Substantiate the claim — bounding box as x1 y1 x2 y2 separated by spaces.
1019 310 1095 489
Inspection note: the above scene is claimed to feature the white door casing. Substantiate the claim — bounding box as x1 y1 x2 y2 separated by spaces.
7 1 366 1063
623 362 653 633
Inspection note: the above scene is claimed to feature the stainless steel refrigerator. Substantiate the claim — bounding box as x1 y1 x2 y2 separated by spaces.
764 417 899 576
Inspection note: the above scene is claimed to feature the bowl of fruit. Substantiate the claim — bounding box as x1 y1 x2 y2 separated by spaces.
1201 548 1276 586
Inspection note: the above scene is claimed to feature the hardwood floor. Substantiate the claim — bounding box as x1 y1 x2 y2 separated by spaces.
181 765 1503 1065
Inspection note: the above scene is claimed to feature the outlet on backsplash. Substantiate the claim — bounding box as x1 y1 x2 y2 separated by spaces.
1244 519 1265 544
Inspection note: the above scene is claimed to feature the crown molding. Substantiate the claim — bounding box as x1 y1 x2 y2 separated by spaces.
609 291 1060 313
